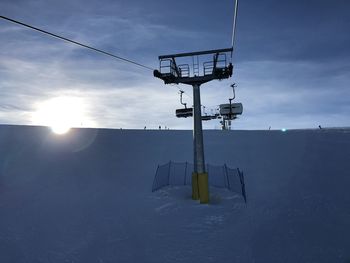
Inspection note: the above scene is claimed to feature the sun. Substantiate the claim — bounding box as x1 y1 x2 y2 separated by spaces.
32 96 89 135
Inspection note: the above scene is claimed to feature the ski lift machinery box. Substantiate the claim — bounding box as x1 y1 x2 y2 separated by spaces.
219 103 243 115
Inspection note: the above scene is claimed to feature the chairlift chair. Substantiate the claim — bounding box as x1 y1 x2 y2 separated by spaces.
201 115 217 121
219 83 243 120
176 108 193 118
201 105 219 121
219 103 243 117
175 90 193 118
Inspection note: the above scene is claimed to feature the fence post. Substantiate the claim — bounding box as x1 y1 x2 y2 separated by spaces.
167 161 171 186
152 165 160 192
184 161 188 185
224 164 230 189
238 169 247 203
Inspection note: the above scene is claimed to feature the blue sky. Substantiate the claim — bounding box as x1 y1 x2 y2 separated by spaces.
0 0 349 130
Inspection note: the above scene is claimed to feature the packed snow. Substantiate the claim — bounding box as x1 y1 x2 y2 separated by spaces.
0 125 349 262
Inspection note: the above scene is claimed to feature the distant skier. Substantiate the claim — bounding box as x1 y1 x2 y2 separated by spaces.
319 125 322 129
144 126 146 130
159 125 161 130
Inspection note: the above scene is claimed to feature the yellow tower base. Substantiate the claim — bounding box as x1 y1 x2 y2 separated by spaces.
192 172 199 200
192 172 209 203
198 172 209 204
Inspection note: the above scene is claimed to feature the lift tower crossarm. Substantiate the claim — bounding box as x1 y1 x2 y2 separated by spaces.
154 48 233 85
159 47 233 59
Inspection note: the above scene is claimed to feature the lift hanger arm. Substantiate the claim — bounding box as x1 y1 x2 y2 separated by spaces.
179 90 187 108
230 83 236 101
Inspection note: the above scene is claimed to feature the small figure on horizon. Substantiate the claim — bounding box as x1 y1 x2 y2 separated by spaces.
269 126 271 130
144 126 146 130
319 125 322 129
159 125 161 130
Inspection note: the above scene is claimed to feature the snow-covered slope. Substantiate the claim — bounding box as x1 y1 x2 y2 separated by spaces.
0 125 349 262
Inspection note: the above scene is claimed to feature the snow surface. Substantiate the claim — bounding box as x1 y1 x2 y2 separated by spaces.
0 125 349 262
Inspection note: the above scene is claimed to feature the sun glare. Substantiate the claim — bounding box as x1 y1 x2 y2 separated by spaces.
32 96 91 135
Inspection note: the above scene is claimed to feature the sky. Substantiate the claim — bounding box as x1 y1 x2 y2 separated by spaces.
0 0 349 130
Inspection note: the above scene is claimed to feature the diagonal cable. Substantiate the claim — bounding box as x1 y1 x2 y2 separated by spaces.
0 15 154 70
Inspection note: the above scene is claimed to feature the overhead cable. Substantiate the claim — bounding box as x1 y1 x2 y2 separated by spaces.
231 0 239 58
0 15 154 70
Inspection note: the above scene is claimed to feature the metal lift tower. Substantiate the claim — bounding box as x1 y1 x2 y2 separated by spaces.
154 48 234 203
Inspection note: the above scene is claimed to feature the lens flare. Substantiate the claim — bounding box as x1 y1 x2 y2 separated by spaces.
32 96 92 135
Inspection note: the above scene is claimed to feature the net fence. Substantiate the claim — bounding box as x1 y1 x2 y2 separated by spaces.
152 161 246 202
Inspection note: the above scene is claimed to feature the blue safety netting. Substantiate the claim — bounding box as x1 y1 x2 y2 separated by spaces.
152 161 246 202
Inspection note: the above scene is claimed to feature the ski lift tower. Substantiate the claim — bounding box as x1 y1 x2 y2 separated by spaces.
154 48 234 203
